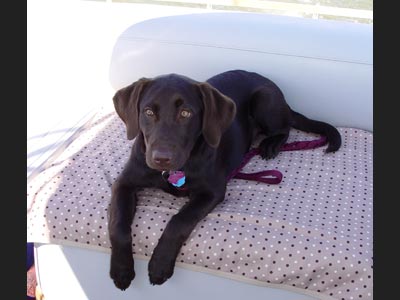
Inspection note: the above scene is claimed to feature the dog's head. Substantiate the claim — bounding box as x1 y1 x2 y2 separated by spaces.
113 74 236 171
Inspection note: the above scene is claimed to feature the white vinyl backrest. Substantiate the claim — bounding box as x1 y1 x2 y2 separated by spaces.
109 13 372 131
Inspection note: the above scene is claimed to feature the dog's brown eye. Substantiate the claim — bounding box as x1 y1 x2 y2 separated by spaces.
145 108 154 117
180 110 191 118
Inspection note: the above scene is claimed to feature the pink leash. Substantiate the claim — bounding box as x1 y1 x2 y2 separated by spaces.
227 136 328 184
167 136 328 188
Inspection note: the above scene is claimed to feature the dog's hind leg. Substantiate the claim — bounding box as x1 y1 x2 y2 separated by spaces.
249 86 291 160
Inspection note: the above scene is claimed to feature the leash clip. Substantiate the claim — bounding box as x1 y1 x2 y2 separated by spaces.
162 171 186 188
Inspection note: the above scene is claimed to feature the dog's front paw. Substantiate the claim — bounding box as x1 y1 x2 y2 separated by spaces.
110 255 135 290
148 252 176 285
111 267 135 290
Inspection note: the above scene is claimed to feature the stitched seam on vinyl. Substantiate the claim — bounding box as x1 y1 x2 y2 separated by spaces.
119 37 372 66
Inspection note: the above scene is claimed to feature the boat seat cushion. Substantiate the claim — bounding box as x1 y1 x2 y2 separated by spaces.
27 105 373 300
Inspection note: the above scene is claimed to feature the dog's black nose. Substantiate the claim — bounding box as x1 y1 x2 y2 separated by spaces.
152 150 172 167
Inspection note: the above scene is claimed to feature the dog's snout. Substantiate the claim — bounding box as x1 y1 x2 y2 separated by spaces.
152 149 173 168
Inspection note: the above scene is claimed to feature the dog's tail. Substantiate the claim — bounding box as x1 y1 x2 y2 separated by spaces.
290 109 341 153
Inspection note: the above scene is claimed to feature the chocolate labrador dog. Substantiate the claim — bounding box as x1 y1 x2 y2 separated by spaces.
108 70 341 289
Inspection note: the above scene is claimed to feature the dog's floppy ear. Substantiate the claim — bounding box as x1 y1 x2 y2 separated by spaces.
113 78 150 140
198 83 236 148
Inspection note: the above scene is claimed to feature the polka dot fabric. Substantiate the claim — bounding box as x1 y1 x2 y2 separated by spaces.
27 107 373 300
